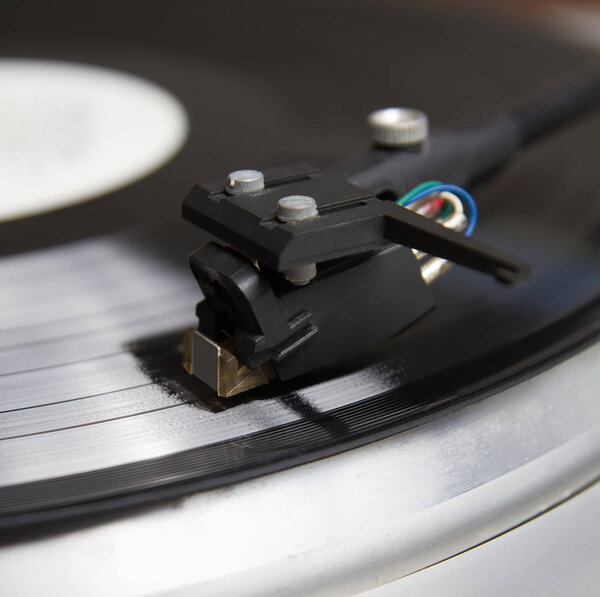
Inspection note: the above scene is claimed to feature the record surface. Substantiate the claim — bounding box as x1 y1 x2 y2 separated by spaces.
0 0 599 531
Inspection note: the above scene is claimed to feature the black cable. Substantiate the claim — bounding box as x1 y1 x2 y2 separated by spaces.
512 67 600 145
346 66 600 197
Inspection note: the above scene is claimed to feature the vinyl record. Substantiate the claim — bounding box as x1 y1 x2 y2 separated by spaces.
0 0 599 532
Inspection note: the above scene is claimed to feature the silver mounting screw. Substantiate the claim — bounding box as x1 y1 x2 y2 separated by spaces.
367 107 429 148
276 195 318 285
276 195 319 222
281 263 317 286
225 169 265 195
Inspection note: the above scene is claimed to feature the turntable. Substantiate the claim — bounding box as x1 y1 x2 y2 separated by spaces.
1 1 599 595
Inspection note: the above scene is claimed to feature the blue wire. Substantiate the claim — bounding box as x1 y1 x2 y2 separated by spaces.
399 184 478 236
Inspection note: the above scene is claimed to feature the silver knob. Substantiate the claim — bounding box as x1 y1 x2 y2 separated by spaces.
276 195 318 285
276 195 319 222
225 169 265 195
367 107 429 147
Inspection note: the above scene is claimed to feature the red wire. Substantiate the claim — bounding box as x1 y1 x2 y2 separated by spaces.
420 196 445 216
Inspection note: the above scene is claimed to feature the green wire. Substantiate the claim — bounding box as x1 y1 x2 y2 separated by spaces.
396 180 443 206
439 198 454 220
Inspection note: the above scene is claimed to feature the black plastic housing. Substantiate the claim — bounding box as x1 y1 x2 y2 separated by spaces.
189 242 434 380
183 164 528 284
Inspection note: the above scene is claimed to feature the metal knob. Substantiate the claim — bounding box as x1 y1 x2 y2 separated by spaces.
276 195 318 285
276 195 319 222
225 169 265 195
367 107 429 147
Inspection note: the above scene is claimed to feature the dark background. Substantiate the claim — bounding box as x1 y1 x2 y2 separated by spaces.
1 0 598 253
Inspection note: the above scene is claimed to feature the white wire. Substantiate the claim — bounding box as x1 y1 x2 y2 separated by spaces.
416 191 468 283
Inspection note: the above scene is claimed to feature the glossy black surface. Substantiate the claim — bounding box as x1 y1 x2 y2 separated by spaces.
0 0 599 531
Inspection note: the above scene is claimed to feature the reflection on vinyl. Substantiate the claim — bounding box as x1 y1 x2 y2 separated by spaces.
0 0 599 532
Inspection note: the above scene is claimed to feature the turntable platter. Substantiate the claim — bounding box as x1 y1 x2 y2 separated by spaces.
0 0 599 531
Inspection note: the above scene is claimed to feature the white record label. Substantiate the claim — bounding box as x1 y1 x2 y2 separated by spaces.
0 59 189 222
